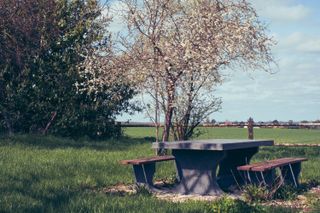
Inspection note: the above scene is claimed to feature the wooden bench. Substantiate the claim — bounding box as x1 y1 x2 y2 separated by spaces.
120 155 175 186
237 157 307 187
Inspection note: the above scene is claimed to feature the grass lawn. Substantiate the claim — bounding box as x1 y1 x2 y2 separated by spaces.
125 127 320 144
0 127 319 212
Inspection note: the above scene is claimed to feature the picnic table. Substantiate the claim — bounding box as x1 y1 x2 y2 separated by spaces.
152 139 274 195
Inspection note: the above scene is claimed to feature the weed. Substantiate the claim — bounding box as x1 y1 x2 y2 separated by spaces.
273 185 299 200
210 196 266 213
242 185 271 202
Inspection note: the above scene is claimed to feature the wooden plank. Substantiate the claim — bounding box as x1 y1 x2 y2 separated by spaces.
237 160 275 171
251 158 307 172
237 157 308 172
238 158 295 171
120 155 175 165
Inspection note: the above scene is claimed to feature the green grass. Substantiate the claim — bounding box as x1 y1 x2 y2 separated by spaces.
0 127 319 212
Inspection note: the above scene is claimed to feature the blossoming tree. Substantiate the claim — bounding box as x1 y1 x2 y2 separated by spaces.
120 0 275 145
82 0 275 147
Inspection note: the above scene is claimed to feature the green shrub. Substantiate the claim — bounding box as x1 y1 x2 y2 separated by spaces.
243 184 304 202
273 185 299 200
0 0 135 139
210 196 265 213
242 185 271 202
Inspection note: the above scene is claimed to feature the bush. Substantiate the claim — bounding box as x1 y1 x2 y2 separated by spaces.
243 184 302 202
0 0 135 139
242 185 271 202
273 185 299 200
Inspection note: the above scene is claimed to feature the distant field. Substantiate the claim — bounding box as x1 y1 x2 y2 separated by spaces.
124 127 320 144
0 127 319 212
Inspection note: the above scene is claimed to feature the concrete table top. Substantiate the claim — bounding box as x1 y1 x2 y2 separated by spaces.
152 139 274 151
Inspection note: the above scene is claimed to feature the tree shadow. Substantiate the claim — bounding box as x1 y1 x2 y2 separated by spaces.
0 171 78 212
0 134 157 151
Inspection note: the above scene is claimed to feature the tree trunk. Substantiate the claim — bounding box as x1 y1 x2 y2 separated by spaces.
162 80 175 142
42 111 57 135
3 111 13 137
180 101 193 140
177 78 194 140
162 103 174 142
0 80 12 136
158 81 175 155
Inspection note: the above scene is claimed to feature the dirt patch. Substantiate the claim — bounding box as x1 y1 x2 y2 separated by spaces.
261 186 320 212
102 183 136 195
101 183 320 211
310 186 320 195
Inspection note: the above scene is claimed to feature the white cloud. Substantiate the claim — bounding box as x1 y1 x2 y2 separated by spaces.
213 49 320 121
298 38 320 53
279 32 320 53
264 4 310 22
284 32 304 46
249 0 311 22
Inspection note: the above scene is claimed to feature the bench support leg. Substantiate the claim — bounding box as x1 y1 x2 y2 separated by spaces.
242 170 275 186
258 170 275 186
217 147 259 189
133 163 156 186
280 162 301 187
260 171 267 185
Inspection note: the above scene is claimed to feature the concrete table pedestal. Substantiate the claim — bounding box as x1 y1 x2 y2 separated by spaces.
152 139 274 195
172 149 225 195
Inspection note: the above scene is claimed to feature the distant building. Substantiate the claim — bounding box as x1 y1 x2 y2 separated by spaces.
299 123 320 129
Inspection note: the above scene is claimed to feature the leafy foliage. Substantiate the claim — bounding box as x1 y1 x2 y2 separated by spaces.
0 0 135 139
242 184 272 202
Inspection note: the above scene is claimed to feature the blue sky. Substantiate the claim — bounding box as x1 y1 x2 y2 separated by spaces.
105 0 320 122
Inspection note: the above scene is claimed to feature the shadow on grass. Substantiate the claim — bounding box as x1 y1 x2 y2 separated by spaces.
0 185 78 212
0 134 156 151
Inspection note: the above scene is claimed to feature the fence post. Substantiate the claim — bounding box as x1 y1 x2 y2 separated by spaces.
248 117 254 139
